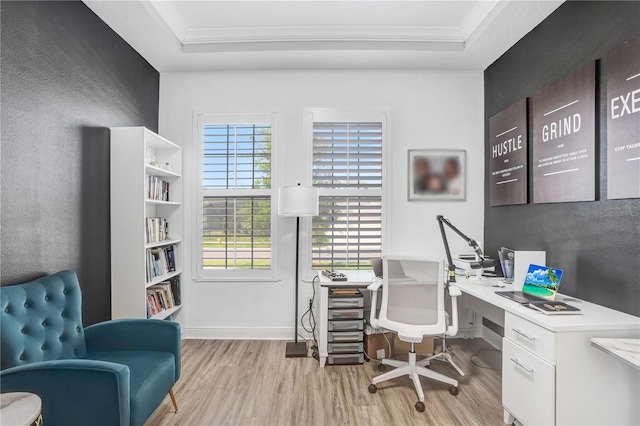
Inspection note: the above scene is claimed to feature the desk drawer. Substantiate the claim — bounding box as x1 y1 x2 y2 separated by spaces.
328 331 363 343
505 312 556 364
502 339 555 426
328 308 363 320
328 342 364 354
328 320 363 331
328 297 364 309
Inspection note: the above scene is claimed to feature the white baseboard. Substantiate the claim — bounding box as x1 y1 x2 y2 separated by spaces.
182 327 312 340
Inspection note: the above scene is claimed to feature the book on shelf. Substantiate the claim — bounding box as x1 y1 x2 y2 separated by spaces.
145 244 177 282
528 301 582 315
145 276 181 318
147 175 170 201
146 217 170 244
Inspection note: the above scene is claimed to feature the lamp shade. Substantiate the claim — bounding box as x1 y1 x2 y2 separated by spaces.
278 185 319 217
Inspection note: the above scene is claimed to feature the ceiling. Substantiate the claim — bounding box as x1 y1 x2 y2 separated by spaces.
83 0 563 72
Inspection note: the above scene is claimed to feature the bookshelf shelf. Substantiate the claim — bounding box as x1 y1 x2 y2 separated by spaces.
145 239 182 249
146 270 182 289
111 127 183 321
151 304 182 320
145 164 181 178
145 199 181 206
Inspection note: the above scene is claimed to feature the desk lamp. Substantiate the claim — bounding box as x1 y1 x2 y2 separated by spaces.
278 184 319 357
436 215 496 285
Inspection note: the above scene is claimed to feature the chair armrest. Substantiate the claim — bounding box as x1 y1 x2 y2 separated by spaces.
446 286 461 336
368 278 383 328
367 277 382 292
84 319 181 380
448 285 462 297
1 359 130 426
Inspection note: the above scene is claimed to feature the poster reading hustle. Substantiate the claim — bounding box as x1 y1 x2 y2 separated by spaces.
532 62 596 203
489 99 528 206
607 36 640 200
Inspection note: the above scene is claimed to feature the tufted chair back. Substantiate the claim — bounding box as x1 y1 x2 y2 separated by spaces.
1 270 87 370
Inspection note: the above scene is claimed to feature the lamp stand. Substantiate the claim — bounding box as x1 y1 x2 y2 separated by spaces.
286 216 307 358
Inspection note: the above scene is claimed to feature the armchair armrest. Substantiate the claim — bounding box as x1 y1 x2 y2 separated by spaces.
1 359 130 426
84 319 181 380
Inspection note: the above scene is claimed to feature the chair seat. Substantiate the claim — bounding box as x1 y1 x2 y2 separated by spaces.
85 351 175 426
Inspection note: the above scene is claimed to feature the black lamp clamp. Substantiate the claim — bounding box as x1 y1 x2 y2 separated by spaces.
436 215 496 285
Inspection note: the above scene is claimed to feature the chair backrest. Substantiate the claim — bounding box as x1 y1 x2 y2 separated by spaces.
377 257 446 342
1 270 87 370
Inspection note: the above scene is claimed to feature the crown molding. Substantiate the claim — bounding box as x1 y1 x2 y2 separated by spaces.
181 25 465 52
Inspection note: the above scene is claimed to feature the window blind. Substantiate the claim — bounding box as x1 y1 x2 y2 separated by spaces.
312 196 382 269
202 196 271 269
203 124 271 190
312 122 382 189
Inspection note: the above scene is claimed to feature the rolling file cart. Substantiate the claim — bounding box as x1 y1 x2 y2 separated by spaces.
326 288 365 365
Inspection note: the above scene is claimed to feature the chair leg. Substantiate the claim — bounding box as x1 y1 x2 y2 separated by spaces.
169 389 179 413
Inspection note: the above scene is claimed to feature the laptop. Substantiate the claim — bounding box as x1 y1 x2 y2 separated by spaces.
495 264 563 304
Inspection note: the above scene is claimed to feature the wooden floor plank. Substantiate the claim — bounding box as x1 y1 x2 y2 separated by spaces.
147 338 503 425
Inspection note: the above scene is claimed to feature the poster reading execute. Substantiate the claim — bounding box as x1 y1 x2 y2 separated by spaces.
607 36 640 200
532 61 596 203
489 99 528 206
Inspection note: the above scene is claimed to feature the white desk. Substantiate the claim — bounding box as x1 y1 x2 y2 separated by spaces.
313 270 375 368
456 277 640 426
591 338 640 370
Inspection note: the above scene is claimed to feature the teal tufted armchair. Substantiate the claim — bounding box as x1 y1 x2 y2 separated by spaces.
1 270 181 426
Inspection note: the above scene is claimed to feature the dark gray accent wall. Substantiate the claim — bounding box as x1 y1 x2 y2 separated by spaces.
1 1 159 325
484 1 640 316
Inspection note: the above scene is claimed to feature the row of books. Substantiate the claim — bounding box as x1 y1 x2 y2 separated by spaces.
145 245 177 282
147 175 170 201
146 217 169 244
146 276 181 318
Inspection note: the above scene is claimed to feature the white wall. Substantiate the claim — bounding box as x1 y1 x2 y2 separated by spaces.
158 70 485 338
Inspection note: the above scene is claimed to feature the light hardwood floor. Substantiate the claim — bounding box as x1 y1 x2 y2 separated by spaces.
147 338 503 426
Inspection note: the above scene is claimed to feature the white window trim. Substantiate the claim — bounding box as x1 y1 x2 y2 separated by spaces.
302 108 390 276
193 112 278 281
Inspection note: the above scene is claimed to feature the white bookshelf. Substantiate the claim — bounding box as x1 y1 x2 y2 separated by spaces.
110 127 183 320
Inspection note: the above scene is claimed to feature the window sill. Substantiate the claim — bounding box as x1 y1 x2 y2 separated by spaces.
194 277 281 283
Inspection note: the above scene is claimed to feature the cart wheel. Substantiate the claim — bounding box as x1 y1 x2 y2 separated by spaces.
377 363 386 372
415 401 425 412
368 384 377 393
449 386 459 396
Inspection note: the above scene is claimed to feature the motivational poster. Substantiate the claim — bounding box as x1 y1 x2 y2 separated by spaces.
489 99 528 206
532 61 596 203
607 36 640 199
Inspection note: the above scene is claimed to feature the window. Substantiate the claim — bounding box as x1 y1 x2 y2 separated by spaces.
197 115 275 279
311 118 384 270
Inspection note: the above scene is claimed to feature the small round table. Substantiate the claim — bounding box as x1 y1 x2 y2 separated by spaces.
0 392 42 426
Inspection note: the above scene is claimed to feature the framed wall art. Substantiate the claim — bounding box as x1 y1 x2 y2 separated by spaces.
408 149 466 201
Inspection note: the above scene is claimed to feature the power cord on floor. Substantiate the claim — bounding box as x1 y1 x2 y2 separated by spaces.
470 348 501 370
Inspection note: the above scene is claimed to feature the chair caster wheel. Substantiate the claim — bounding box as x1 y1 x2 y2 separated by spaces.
377 363 386 372
415 401 425 412
368 384 377 393
449 386 459 396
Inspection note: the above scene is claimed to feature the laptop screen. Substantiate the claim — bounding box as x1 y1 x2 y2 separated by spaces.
522 264 563 300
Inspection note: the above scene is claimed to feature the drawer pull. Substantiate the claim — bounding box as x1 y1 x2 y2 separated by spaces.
510 357 534 374
512 328 536 341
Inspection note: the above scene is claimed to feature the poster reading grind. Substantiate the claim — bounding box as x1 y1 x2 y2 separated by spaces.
607 36 640 200
532 61 596 203
489 99 528 206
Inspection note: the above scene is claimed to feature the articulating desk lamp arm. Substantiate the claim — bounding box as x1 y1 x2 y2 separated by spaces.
436 215 495 285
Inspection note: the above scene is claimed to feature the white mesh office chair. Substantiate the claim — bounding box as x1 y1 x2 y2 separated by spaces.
367 257 462 412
